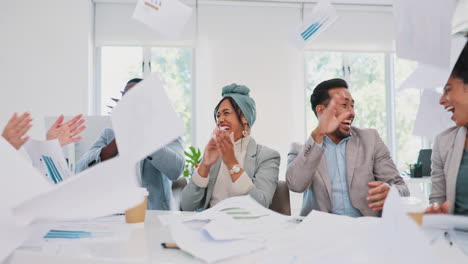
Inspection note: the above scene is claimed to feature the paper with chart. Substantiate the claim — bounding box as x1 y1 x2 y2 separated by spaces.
291 0 338 48
393 0 456 69
111 74 184 165
198 196 290 241
12 157 145 225
132 0 192 38
0 138 52 209
24 139 73 184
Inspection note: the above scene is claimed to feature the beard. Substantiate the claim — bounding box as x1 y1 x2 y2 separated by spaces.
332 127 350 140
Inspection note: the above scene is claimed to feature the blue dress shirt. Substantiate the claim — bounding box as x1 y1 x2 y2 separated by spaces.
323 135 362 217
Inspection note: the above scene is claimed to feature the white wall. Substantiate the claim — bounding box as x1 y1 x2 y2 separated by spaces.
195 4 306 177
0 0 94 139
194 3 395 178
0 1 395 170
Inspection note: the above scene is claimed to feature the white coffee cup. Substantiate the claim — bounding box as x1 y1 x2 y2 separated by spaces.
401 197 426 226
125 188 149 224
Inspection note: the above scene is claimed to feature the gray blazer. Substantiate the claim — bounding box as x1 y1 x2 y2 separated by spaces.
286 127 409 217
180 137 280 211
430 126 467 213
76 128 185 210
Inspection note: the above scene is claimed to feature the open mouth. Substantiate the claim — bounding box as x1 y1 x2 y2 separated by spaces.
219 125 230 131
445 106 456 121
340 119 353 130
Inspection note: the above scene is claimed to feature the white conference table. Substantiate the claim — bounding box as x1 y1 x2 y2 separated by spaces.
6 211 300 264
7 210 467 264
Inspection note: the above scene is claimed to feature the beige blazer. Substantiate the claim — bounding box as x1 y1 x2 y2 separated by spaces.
430 126 467 213
286 127 409 217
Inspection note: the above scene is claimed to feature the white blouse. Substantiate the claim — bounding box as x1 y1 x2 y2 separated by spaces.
191 136 254 207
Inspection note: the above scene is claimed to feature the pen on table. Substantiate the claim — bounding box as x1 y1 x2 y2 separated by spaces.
161 243 180 249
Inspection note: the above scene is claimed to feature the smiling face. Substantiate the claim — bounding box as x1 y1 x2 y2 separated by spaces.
215 98 246 141
317 87 356 140
440 75 468 127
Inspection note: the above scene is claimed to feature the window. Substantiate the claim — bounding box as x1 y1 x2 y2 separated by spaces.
394 56 421 170
305 51 423 170
98 46 194 146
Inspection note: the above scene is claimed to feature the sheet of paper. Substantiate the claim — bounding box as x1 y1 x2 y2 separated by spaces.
291 0 338 48
381 187 435 264
0 209 36 263
413 89 454 140
132 0 192 38
259 211 381 263
393 0 456 69
0 138 52 209
424 214 468 230
170 223 264 263
12 157 145 225
24 139 73 184
399 38 467 91
111 74 184 165
198 196 290 241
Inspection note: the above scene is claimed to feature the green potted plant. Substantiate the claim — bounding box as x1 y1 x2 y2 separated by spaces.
183 146 202 177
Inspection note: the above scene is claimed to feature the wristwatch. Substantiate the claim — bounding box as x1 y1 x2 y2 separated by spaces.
229 164 241 175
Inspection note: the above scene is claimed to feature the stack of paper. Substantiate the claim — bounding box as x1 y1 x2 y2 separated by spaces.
170 196 290 263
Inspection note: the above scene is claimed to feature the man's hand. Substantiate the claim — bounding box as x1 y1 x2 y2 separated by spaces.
367 181 390 212
311 93 350 143
47 114 86 146
2 112 32 149
425 201 450 214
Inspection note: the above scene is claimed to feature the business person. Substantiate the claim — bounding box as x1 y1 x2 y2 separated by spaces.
76 78 185 210
2 112 86 149
426 42 468 215
286 78 409 217
181 84 280 211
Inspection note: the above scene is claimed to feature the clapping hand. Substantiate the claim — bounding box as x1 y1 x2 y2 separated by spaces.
46 114 86 146
2 112 32 149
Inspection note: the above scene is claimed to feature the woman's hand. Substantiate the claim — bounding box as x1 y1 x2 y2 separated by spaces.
425 201 450 214
2 112 32 149
198 135 220 178
215 130 237 168
46 114 86 146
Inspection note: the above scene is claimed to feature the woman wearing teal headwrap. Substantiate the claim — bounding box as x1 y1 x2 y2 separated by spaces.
181 84 280 210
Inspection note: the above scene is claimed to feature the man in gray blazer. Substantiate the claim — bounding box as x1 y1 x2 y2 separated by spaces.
76 78 185 210
287 78 409 217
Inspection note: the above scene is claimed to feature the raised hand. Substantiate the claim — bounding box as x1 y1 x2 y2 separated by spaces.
2 112 32 149
47 114 86 146
312 92 350 143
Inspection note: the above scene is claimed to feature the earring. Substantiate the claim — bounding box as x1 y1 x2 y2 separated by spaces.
242 123 249 137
